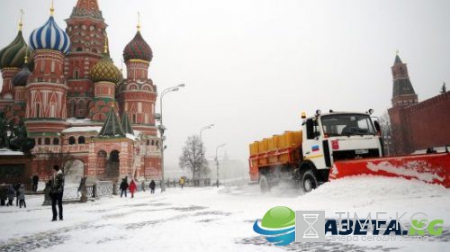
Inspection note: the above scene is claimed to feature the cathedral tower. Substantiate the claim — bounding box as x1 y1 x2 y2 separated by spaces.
65 0 107 118
0 12 33 111
7 51 31 124
25 5 71 140
119 20 157 136
89 39 122 121
118 19 161 179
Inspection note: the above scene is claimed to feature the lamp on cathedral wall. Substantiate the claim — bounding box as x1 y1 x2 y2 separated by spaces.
158 84 185 192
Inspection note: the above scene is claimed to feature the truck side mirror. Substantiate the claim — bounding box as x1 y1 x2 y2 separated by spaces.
306 119 315 139
374 121 381 135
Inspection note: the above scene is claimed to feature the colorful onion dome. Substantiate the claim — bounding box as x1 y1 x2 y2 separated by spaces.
12 64 31 87
90 53 122 83
123 31 152 62
0 31 32 69
29 16 71 54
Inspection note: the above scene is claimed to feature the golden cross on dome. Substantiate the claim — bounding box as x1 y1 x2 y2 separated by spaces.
50 0 55 16
18 9 24 31
137 12 141 31
104 36 109 54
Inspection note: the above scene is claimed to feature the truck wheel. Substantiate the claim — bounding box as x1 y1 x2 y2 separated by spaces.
301 170 317 192
259 175 270 193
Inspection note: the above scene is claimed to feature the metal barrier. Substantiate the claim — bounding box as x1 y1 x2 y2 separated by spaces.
94 181 114 198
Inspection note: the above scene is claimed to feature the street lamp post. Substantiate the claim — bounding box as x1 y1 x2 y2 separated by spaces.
199 124 214 185
215 143 226 188
199 124 214 140
158 83 185 192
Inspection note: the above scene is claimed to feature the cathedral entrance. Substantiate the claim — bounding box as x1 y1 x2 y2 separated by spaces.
106 150 120 179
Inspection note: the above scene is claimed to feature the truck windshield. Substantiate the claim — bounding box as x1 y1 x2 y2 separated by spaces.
320 114 376 136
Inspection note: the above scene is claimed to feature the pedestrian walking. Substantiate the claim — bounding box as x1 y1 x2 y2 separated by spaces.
50 165 64 221
14 181 20 206
149 180 155 194
179 177 185 189
120 178 128 197
18 184 26 208
129 179 137 198
141 181 146 192
6 185 15 206
32 173 39 192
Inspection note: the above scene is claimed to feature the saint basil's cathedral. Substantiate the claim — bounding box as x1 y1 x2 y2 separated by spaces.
0 0 161 182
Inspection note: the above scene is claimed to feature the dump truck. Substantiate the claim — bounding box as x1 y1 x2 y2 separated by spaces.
249 110 450 192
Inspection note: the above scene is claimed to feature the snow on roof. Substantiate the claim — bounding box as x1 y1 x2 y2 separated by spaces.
126 133 138 141
62 126 102 133
0 148 24 156
66 117 93 124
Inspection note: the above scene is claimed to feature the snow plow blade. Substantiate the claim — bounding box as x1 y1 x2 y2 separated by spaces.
329 152 450 188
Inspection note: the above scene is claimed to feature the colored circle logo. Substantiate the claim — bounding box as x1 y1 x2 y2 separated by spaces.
253 206 296 246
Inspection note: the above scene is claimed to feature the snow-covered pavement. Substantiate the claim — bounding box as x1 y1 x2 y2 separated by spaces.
1 177 449 252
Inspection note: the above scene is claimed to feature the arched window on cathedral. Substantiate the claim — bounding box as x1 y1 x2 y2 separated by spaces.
36 104 41 117
37 138 41 145
132 114 137 123
44 138 51 145
76 47 82 52
70 100 76 118
53 138 59 145
78 136 85 144
69 136 76 145
50 104 56 118
78 100 86 118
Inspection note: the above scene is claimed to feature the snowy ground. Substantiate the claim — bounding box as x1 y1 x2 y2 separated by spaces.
0 177 449 252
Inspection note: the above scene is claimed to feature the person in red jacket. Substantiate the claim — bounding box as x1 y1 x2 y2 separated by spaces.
129 179 137 198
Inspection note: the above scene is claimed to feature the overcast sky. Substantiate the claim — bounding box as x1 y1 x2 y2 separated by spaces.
1 0 449 170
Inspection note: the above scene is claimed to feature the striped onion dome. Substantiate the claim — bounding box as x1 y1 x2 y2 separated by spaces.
29 16 71 54
0 31 32 69
123 31 152 62
90 53 122 84
12 65 31 87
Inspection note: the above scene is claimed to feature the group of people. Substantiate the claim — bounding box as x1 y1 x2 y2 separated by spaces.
119 178 157 197
0 182 27 208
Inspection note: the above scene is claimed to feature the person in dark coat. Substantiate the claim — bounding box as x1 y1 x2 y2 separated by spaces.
149 180 156 194
18 184 26 208
6 185 15 206
14 181 20 206
32 173 39 192
0 184 7 206
120 178 128 197
50 165 64 221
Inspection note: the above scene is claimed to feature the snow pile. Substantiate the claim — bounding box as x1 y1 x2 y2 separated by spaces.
300 176 450 210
